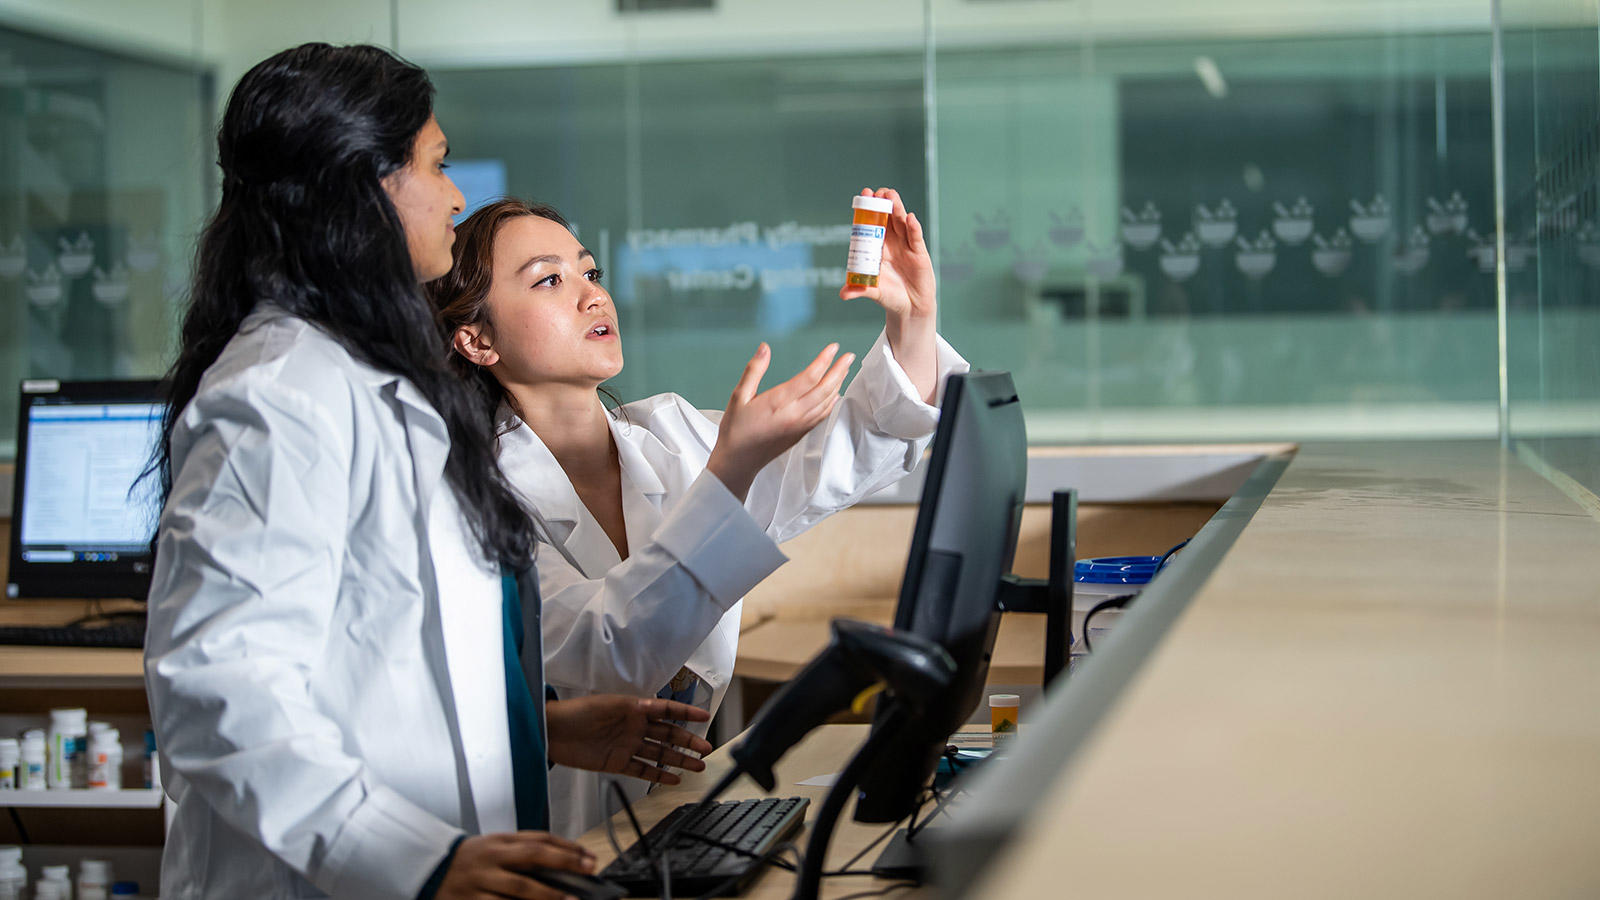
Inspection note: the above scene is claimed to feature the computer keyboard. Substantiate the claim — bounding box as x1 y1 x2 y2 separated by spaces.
0 623 145 649
600 796 809 897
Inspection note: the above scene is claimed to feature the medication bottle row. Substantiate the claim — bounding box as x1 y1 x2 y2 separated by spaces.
0 710 158 792
0 847 143 900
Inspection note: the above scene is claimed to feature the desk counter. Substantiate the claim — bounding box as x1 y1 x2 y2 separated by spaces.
954 440 1600 898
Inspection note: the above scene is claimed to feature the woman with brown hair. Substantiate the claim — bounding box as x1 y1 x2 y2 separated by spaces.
428 191 967 836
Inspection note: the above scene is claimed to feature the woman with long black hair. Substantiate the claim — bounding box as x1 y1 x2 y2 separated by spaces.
144 43 706 899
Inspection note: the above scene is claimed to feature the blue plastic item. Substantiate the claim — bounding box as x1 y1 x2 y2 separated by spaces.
1074 555 1161 585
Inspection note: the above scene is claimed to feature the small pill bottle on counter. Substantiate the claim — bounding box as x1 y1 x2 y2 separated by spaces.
846 195 894 287
989 693 1020 747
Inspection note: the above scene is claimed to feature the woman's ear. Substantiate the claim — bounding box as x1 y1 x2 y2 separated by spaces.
452 324 499 367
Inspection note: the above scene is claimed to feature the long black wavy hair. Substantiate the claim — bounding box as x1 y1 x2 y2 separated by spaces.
154 42 535 569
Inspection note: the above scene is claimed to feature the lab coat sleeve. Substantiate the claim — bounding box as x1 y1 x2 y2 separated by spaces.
539 469 787 696
144 380 462 900
742 329 968 543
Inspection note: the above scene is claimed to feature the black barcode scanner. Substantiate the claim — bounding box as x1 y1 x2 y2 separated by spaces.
729 619 955 791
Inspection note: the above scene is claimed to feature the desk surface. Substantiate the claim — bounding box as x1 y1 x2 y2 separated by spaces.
577 723 940 900
737 607 1050 686
963 441 1600 898
0 519 148 688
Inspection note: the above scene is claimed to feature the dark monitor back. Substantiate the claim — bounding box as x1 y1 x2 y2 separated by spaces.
7 379 164 600
854 370 1027 823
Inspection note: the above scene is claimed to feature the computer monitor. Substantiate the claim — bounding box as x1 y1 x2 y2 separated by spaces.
853 369 1028 824
7 379 165 600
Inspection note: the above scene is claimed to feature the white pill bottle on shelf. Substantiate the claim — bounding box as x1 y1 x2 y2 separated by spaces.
48 707 89 790
0 846 25 900
19 730 47 790
78 859 112 900
0 739 18 790
88 728 122 790
38 864 72 900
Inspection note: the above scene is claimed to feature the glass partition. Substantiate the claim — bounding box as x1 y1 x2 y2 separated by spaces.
932 30 1500 442
1 1 1595 482
0 22 211 457
1500 3 1600 497
432 48 928 407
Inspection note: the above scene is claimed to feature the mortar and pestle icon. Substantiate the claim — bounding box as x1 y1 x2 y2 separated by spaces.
1391 226 1431 275
1311 229 1354 277
1349 196 1392 243
57 233 95 277
1194 199 1238 248
1425 193 1469 235
1271 197 1315 246
1120 202 1162 250
25 266 64 307
93 265 131 306
1158 232 1203 282
1234 231 1277 280
1048 207 1085 248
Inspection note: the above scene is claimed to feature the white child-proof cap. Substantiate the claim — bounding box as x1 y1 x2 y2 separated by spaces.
50 708 87 727
851 195 894 213
80 859 112 881
988 693 1020 708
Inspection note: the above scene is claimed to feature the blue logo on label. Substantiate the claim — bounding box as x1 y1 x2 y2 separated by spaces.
851 225 886 240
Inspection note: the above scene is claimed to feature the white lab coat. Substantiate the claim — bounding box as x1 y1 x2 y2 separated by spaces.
144 309 525 900
497 330 968 836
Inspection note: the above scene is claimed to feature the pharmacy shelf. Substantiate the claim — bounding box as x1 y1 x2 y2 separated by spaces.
0 789 162 809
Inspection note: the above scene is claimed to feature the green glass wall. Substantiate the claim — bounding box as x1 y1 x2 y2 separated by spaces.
931 33 1499 441
0 1 1595 499
1500 3 1600 498
0 22 212 457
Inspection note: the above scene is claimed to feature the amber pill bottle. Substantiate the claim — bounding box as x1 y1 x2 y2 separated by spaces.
845 195 894 287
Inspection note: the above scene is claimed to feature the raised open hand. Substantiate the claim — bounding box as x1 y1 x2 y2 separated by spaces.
705 341 855 500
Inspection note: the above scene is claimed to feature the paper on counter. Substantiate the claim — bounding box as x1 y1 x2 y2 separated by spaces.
796 773 838 787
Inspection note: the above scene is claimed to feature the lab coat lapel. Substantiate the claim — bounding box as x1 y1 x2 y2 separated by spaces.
497 414 583 548
609 417 668 561
387 377 514 833
499 412 625 575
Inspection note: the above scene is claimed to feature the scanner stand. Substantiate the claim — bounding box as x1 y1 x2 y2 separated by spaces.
791 704 912 900
867 825 941 881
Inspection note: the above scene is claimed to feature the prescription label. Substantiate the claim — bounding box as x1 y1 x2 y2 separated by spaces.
846 224 888 276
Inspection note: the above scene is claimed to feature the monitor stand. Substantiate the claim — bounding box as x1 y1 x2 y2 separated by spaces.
996 488 1077 687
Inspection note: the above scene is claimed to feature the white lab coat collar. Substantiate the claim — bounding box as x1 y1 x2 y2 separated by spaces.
496 404 674 568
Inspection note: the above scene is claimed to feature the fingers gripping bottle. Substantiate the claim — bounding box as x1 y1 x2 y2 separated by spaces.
846 195 894 287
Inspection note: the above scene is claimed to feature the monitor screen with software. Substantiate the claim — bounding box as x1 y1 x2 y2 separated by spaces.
853 369 1028 824
7 379 165 600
